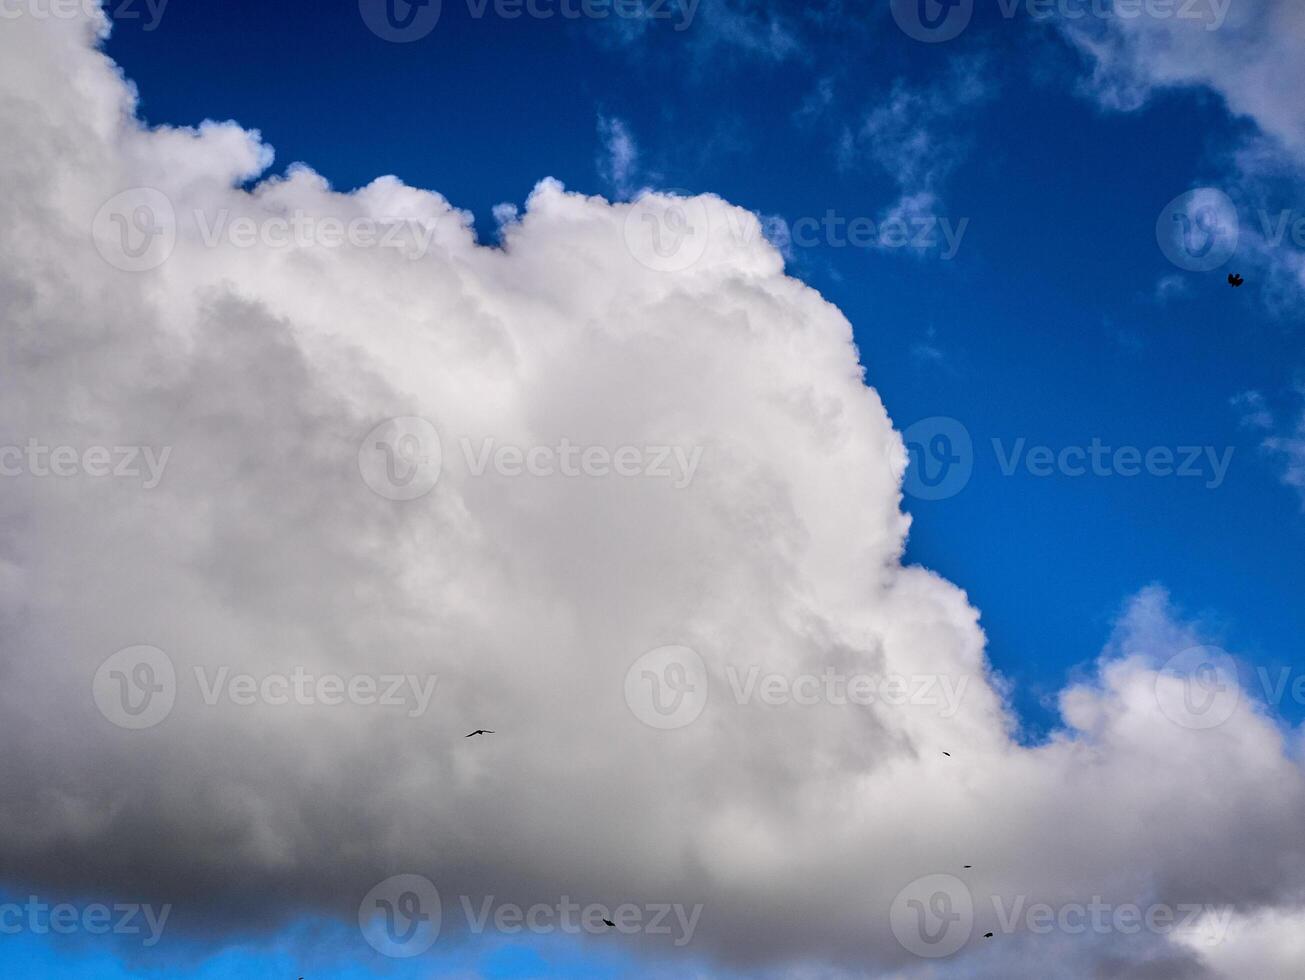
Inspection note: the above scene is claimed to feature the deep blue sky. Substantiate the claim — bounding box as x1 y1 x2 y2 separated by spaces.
14 0 1305 974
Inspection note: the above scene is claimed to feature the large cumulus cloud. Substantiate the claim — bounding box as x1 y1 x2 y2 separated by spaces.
2 6 1304 977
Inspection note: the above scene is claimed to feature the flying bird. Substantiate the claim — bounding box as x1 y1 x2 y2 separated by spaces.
602 918 616 928
465 729 495 738
963 865 972 869
984 932 994 939
942 751 951 757
1228 273 1244 287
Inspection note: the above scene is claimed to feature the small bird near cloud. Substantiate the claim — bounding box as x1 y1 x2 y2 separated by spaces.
602 918 616 928
1228 273 1244 287
465 729 495 738
984 932 994 939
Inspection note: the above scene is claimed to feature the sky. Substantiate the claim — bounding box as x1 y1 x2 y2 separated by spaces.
96 0 1305 735
2 0 1305 977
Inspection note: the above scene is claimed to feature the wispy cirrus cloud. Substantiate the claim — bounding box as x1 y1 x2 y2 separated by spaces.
596 115 643 199
839 56 995 252
1058 1 1305 306
1236 388 1305 506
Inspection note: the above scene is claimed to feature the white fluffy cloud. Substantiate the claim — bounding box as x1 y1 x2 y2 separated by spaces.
2 7 1305 977
1058 0 1305 156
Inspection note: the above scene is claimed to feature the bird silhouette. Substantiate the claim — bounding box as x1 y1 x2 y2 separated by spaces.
942 751 951 757
1228 273 1244 287
465 729 495 737
984 932 994 939
963 865 972 869
602 918 616 928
